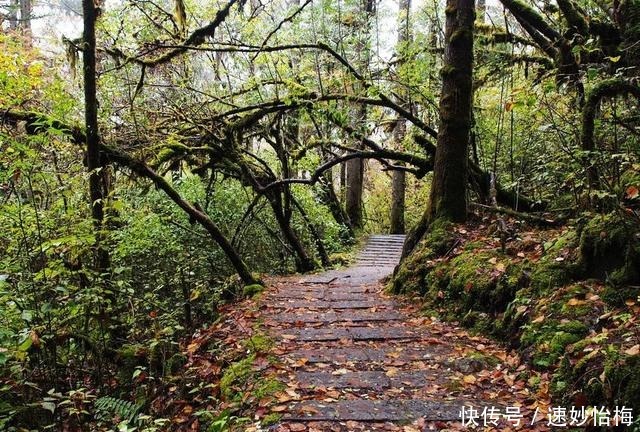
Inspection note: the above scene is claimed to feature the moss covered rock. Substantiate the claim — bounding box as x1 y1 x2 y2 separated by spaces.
578 213 640 305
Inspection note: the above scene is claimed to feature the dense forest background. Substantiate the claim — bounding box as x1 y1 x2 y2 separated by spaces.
0 0 639 429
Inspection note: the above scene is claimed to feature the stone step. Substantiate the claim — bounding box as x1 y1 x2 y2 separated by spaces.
295 370 440 390
278 326 418 342
287 346 449 363
267 292 377 301
270 310 403 324
271 300 395 309
284 399 461 422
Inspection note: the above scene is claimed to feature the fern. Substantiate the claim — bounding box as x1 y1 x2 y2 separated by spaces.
94 396 142 425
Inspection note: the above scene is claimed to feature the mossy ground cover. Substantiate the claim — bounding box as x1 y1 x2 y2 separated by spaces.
392 212 640 420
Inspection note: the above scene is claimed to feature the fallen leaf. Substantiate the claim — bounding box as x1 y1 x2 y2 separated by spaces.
566 298 586 306
625 345 640 356
463 374 477 384
271 405 288 412
504 374 515 386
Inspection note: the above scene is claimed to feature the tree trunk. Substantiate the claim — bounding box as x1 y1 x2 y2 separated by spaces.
427 0 475 223
403 0 474 258
316 174 354 238
9 0 18 29
344 0 375 229
345 139 364 228
82 0 111 275
390 0 411 235
390 168 406 234
19 0 31 38
292 197 330 267
267 189 316 273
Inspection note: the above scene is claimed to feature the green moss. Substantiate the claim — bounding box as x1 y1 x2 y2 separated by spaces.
253 378 285 400
450 29 473 43
445 250 524 313
426 219 457 255
220 354 256 400
544 230 578 253
557 320 588 335
602 284 640 306
467 351 500 368
440 65 457 77
578 212 640 288
243 284 265 298
530 260 574 292
262 413 282 426
445 5 457 15
391 221 456 295
242 334 274 354
328 252 353 267
531 331 581 367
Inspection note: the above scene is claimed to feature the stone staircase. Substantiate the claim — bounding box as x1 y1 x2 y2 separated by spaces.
355 234 406 267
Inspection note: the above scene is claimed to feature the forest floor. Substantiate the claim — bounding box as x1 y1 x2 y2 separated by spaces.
235 235 554 432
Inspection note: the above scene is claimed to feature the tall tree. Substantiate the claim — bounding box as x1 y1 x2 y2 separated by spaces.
82 0 111 277
402 0 474 257
427 0 474 222
389 0 411 234
345 0 376 229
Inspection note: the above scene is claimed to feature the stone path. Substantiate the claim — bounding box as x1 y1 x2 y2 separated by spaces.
259 235 550 431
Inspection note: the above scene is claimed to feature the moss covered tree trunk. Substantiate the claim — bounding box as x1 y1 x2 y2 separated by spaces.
427 0 475 222
401 0 474 259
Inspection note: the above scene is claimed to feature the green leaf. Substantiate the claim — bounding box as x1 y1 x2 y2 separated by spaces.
41 401 56 414
21 310 33 322
18 336 32 352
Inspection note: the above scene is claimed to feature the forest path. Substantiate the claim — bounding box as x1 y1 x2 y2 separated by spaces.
258 235 549 432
